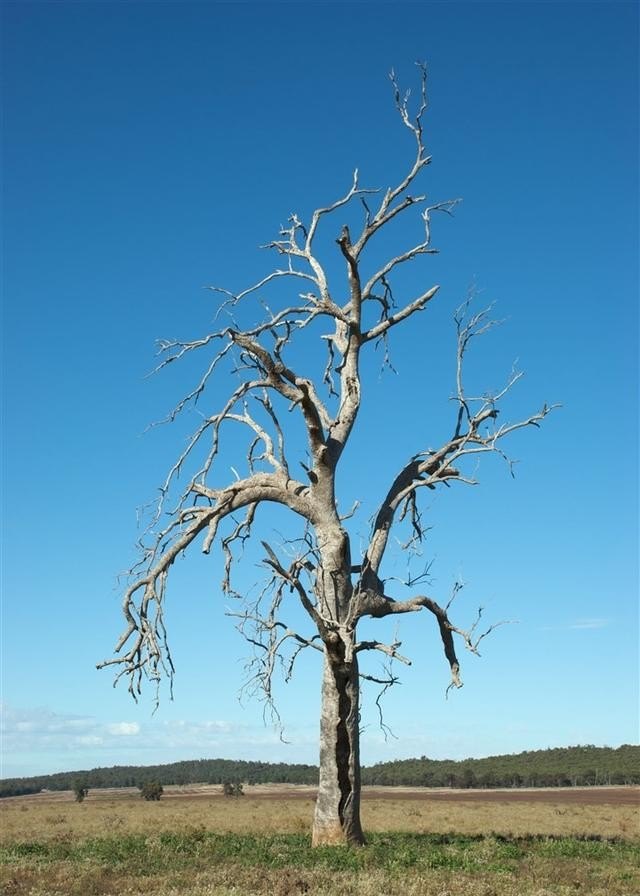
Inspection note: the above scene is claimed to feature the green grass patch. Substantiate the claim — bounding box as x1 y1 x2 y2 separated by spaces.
2 829 638 878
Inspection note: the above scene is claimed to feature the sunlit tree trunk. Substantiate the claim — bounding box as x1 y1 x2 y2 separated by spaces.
312 647 364 846
311 524 365 846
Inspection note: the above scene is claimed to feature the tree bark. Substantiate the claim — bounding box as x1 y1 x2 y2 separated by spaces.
312 646 364 846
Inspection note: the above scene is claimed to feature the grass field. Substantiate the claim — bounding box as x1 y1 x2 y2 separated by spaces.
1 786 638 895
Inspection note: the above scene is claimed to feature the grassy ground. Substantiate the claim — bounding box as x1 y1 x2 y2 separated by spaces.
1 789 638 895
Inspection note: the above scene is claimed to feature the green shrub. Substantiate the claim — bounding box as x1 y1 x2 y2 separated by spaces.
139 781 163 801
73 781 89 803
222 781 244 797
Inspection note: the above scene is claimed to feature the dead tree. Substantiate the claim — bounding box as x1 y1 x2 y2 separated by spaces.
99 65 554 846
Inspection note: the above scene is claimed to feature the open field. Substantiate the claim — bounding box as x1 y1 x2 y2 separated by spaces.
1 786 638 895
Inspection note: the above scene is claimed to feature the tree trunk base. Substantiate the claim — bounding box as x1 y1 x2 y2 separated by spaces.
311 819 365 847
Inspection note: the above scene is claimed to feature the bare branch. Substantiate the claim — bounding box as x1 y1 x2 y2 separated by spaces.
361 200 460 303
352 589 463 690
259 539 325 633
363 284 440 343
306 169 378 253
98 471 315 693
355 639 411 666
361 662 401 742
361 299 557 583
352 63 432 258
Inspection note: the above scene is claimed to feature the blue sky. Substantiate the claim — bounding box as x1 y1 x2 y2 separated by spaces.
2 1 638 779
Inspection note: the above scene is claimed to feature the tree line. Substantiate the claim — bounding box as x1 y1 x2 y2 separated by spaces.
361 744 639 789
1 745 637 799
0 758 318 798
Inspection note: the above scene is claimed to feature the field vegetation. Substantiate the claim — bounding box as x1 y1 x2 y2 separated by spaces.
1 786 638 895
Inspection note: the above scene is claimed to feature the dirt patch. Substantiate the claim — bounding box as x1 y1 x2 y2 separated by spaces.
154 784 640 807
4 784 637 807
241 785 639 807
363 786 640 806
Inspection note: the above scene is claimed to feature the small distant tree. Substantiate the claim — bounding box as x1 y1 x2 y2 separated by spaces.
223 781 244 797
100 64 555 846
73 781 89 803
139 781 163 801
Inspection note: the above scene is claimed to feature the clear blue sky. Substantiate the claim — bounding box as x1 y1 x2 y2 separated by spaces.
2 1 638 779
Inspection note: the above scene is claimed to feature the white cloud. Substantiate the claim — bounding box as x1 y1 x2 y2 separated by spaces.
77 735 104 746
15 721 36 732
540 618 610 632
106 722 140 736
569 618 609 630
0 702 318 778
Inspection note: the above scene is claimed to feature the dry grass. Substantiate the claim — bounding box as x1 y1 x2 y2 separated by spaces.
1 787 637 843
1 787 638 896
2 863 636 896
363 795 638 840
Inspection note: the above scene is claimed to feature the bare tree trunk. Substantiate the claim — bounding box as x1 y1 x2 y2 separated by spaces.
312 646 364 846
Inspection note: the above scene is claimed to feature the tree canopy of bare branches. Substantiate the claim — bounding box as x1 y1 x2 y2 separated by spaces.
99 64 555 846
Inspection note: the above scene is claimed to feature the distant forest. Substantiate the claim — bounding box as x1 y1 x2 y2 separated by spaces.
1 745 637 799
